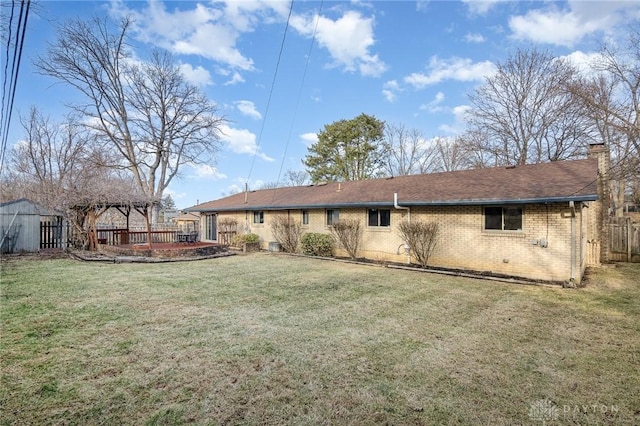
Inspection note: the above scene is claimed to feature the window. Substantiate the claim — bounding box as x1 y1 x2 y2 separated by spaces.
253 210 264 224
326 209 339 226
368 208 391 227
484 206 523 231
302 210 309 225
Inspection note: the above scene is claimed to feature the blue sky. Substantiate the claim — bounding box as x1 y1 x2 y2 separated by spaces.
7 0 640 209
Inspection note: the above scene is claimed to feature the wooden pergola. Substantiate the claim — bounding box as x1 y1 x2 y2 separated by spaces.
71 199 156 251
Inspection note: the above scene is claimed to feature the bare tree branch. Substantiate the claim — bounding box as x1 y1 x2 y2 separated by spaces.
35 16 225 222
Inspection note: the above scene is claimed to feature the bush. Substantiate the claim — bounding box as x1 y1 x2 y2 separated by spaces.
270 215 302 253
244 233 260 244
231 233 260 247
330 218 361 259
301 233 333 257
397 221 440 268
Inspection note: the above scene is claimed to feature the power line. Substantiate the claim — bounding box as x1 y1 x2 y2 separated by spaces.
245 0 294 187
273 0 323 194
0 0 18 168
0 0 30 174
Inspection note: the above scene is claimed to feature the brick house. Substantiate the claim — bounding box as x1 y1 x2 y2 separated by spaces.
189 148 607 284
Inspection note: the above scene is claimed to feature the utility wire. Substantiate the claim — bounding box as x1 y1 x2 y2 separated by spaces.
0 0 30 174
245 0 294 188
0 0 18 168
273 0 323 197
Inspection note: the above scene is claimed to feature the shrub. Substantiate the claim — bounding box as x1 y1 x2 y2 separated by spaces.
231 233 260 247
301 233 333 257
330 218 361 259
397 221 440 268
244 233 260 244
270 215 302 253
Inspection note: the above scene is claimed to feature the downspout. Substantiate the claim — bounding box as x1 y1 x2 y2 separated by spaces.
569 201 576 286
394 193 411 264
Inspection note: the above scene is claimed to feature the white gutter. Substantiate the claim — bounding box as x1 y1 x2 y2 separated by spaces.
394 193 411 264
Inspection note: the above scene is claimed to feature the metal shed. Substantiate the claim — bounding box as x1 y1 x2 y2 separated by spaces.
1 198 66 254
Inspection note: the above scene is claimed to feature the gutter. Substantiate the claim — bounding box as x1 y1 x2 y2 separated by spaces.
186 195 598 213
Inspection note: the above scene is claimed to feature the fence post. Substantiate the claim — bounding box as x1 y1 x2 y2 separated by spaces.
627 217 632 262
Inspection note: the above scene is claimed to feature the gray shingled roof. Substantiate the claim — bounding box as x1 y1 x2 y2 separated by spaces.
189 158 598 212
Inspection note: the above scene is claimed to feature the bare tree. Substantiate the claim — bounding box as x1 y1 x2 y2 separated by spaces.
36 16 224 222
567 27 640 216
5 107 144 249
259 170 309 190
382 123 439 176
432 136 474 172
283 169 310 186
466 48 590 166
270 215 302 253
572 27 640 155
330 218 361 259
397 220 439 268
577 75 638 216
8 107 100 210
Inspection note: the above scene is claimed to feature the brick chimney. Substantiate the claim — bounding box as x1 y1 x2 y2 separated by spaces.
587 142 611 263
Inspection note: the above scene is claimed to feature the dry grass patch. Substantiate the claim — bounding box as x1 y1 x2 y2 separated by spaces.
1 254 639 425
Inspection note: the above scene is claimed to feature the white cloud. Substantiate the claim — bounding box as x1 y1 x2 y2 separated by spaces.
419 91 445 113
112 2 390 79
228 177 265 193
300 132 318 147
235 100 262 120
404 56 495 89
219 124 274 162
179 63 212 86
382 79 401 103
162 187 187 202
224 71 246 86
253 179 265 190
439 104 471 134
291 10 387 77
560 50 605 76
187 163 227 180
111 1 255 70
508 1 640 47
462 0 505 16
464 32 486 43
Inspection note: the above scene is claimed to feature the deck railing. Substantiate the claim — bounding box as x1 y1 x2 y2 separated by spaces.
95 227 186 245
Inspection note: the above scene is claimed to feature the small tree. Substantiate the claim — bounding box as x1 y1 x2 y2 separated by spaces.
270 215 302 253
397 221 440 268
330 218 362 260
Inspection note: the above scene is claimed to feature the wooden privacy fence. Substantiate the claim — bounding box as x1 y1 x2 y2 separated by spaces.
609 218 640 262
40 218 68 249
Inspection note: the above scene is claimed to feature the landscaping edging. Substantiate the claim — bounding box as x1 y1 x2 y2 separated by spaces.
264 251 565 287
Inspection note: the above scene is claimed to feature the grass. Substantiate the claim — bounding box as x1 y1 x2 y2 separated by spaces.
1 253 639 425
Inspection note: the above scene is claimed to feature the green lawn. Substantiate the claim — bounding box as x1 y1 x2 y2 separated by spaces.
1 253 639 425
